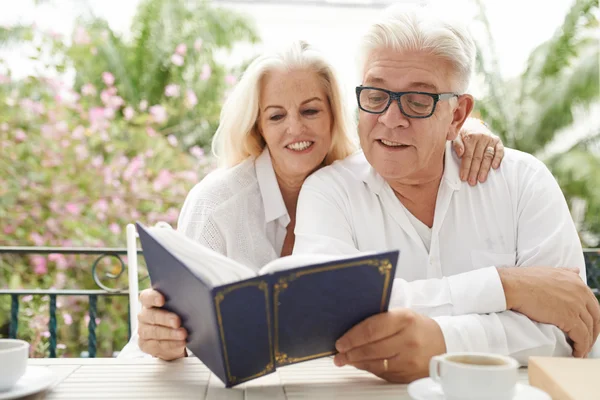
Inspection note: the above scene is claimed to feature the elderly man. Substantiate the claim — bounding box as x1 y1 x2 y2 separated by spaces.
293 5 600 383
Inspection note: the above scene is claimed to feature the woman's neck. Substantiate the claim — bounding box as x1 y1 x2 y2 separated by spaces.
277 175 303 222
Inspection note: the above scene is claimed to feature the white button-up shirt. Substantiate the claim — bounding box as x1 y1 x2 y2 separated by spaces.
119 148 289 358
177 148 290 271
293 142 585 364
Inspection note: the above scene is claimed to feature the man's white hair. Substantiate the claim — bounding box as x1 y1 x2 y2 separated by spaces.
358 4 476 93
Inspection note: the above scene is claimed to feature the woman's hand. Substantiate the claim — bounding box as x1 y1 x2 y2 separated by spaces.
453 118 504 185
137 288 188 361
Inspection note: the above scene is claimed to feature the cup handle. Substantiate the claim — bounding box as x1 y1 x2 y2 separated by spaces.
429 356 443 384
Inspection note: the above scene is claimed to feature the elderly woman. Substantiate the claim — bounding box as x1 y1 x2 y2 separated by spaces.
119 41 506 360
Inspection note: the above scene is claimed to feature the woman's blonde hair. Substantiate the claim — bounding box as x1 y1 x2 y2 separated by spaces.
211 41 357 168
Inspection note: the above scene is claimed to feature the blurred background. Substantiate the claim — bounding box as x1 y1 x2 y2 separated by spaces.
0 0 598 357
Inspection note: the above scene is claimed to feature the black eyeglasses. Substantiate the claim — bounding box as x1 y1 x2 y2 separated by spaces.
356 86 459 119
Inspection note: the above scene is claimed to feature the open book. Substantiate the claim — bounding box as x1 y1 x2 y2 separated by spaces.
136 222 399 387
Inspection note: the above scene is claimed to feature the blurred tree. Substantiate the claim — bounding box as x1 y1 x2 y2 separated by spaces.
473 0 600 245
66 0 259 150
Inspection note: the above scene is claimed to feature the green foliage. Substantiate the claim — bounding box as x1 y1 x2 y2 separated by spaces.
473 0 600 246
0 0 258 356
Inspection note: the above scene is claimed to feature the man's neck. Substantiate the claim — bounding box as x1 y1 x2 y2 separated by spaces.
388 160 445 229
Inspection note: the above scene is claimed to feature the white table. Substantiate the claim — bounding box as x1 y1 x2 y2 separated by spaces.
28 357 531 400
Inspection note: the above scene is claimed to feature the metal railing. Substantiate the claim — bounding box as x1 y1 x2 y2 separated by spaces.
1 247 599 358
0 246 145 358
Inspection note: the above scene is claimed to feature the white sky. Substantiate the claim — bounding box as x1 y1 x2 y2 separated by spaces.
1 0 574 87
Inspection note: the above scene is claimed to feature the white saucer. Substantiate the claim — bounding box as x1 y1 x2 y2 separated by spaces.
407 378 551 400
0 366 56 400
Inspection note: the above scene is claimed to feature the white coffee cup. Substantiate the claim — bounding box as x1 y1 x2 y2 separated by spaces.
429 352 519 400
0 339 30 392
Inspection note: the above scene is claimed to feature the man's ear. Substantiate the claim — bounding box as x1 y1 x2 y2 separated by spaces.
446 94 474 141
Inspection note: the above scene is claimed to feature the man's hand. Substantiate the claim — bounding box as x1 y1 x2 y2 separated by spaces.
499 267 600 358
333 309 446 383
137 288 188 361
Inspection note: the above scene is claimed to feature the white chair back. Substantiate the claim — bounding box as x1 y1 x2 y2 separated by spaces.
126 222 172 335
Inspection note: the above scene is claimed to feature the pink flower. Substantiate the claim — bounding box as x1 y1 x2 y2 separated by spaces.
73 26 91 45
15 129 27 142
57 344 67 350
82 83 96 96
62 313 73 326
104 107 115 119
123 106 134 120
89 107 108 131
185 90 197 109
163 208 180 223
171 54 184 66
102 72 115 87
49 253 68 270
167 135 178 147
32 256 48 275
91 155 104 168
46 218 59 233
146 127 157 137
84 315 101 325
61 139 70 148
139 100 148 111
49 201 61 213
100 89 110 104
190 145 204 159
94 199 109 212
42 331 51 338
225 74 237 85
109 223 121 235
89 107 105 121
178 170 198 182
56 121 68 133
75 144 89 161
3 225 15 235
149 105 167 124
1 122 8 131
153 170 173 191
71 125 85 139
30 232 45 246
194 38 203 51
65 203 81 215
175 43 187 56
164 84 180 97
22 295 33 302
123 155 144 181
200 64 211 81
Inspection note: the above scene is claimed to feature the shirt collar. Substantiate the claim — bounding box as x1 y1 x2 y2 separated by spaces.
255 148 290 225
356 141 462 193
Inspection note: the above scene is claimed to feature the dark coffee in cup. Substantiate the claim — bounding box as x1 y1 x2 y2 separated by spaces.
447 355 508 366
